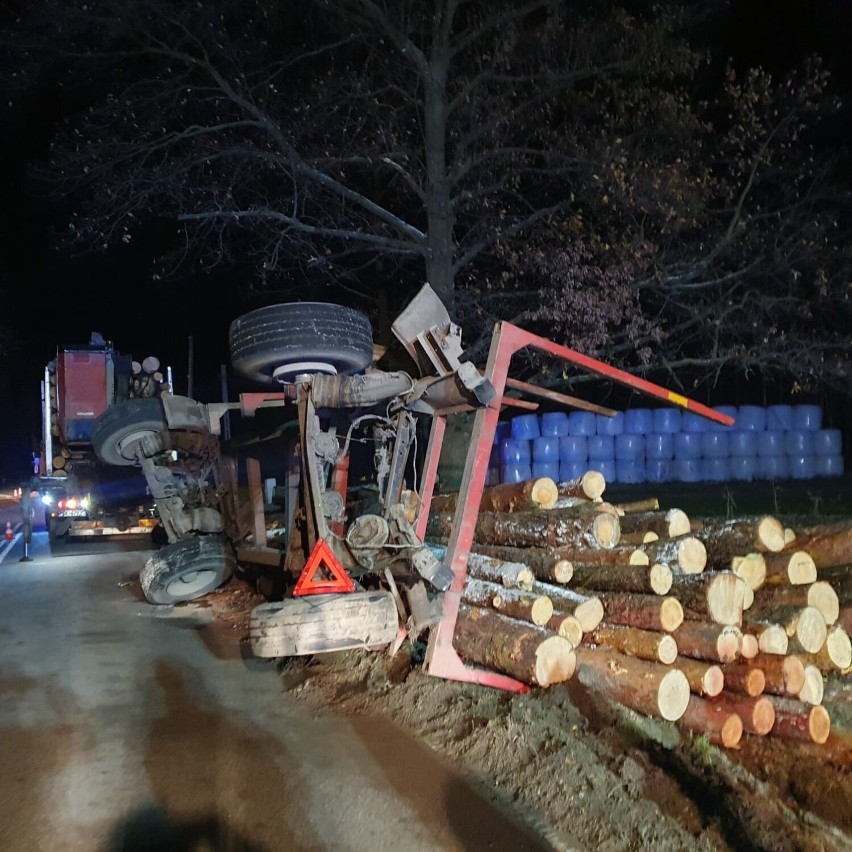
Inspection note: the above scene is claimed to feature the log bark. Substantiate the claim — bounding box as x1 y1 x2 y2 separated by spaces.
710 694 775 735
431 477 559 514
670 572 747 627
746 581 839 626
580 590 684 633
740 621 789 655
461 578 554 627
797 665 825 706
677 695 743 748
568 562 673 596
673 622 743 664
693 516 787 565
720 663 765 697
453 604 576 687
574 647 691 721
638 537 707 575
675 658 725 697
766 696 831 744
617 509 691 540
471 545 573 584
582 623 678 665
429 509 620 550
556 472 606 501
614 497 660 514
788 624 851 672
761 550 817 586
466 553 535 591
783 528 852 570
749 653 805 697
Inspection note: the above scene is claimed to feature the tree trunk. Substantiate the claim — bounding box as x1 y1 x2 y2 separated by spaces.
783 528 852 569
761 550 817 586
677 695 743 748
556 471 606 501
466 552 535 591
431 477 559 514
453 604 576 687
710 694 775 735
615 497 660 513
719 663 765 697
584 591 684 633
787 623 851 672
574 647 690 721
617 509 691 540
638 537 707 575
471 545 574 584
766 696 831 744
568 562 673 596
755 605 828 654
673 622 743 663
461 578 553 626
675 658 724 697
582 623 678 664
748 653 805 697
693 516 787 565
747 581 839 626
670 572 747 626
428 508 620 549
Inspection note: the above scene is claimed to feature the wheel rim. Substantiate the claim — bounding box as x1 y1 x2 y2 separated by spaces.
116 428 160 462
166 569 218 597
272 361 338 381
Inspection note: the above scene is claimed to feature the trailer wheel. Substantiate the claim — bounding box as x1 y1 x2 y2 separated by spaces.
249 591 399 658
91 398 168 467
229 302 374 383
140 536 235 605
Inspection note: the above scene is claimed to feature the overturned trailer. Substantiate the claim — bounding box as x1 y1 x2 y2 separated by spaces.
91 284 732 690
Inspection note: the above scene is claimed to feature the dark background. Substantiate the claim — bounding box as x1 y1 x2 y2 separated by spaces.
1 0 851 483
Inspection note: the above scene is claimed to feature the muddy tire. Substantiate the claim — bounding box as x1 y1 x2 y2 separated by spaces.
92 398 168 467
250 591 399 658
229 302 374 383
140 536 235 605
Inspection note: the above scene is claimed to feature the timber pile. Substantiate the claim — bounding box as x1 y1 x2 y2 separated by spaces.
428 474 850 753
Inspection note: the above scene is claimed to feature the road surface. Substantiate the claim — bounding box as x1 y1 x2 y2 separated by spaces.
0 508 553 851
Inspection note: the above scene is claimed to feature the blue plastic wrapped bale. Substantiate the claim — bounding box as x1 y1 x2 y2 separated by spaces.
758 455 790 480
616 459 646 484
707 405 738 431
737 405 768 431
792 404 823 431
646 459 672 483
615 433 645 461
624 408 653 435
500 439 531 465
729 456 758 482
539 411 570 437
645 433 675 460
766 404 794 430
813 429 842 456
701 431 730 459
501 462 532 484
559 435 588 462
511 413 540 440
789 455 816 480
674 432 703 459
532 461 560 480
757 431 785 457
486 467 501 486
675 458 702 483
815 455 844 477
560 459 588 482
682 411 710 432
493 421 512 445
701 457 730 482
729 430 759 458
532 435 560 462
588 434 616 460
595 411 625 435
587 459 616 482
568 410 597 436
653 408 683 434
785 430 815 456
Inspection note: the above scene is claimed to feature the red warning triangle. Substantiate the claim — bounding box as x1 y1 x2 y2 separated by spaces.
292 538 355 596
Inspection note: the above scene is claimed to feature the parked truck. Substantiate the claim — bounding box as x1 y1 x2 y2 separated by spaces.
38 334 162 542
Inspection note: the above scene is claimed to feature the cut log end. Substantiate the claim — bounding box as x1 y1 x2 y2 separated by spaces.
658 669 691 721
658 634 678 665
556 614 584 647
720 713 744 748
740 634 759 660
796 606 828 654
825 625 852 670
534 636 577 687
530 477 559 510
704 665 725 697
752 697 776 735
808 582 840 626
649 563 673 596
580 470 606 500
733 552 766 590
807 705 831 744
798 665 825 706
667 509 691 538
660 597 685 633
553 559 573 585
629 549 651 567
758 516 786 552
717 626 743 664
787 551 817 585
678 537 707 574
592 512 621 549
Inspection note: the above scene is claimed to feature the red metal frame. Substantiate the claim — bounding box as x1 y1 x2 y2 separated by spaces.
423 321 735 691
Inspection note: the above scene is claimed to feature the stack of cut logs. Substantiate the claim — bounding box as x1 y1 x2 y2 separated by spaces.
426 472 851 752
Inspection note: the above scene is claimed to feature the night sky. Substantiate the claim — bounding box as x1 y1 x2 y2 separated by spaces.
0 0 850 482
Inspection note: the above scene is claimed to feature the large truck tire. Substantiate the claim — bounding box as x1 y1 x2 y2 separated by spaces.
229 302 374 383
92 398 168 467
140 536 235 605
250 591 399 658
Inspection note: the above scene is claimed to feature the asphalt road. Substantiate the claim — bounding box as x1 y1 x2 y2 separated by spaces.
0 507 551 852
